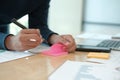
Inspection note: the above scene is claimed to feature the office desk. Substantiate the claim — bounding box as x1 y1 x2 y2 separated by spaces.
0 51 88 80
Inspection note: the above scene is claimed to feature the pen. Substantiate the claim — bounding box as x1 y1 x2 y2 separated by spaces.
11 18 27 29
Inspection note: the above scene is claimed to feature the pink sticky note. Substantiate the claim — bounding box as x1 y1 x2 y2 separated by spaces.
42 43 68 56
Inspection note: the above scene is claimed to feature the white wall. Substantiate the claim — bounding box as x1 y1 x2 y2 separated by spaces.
84 0 120 24
48 0 83 37
83 0 120 35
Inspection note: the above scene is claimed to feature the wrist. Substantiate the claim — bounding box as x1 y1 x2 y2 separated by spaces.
48 34 58 45
5 34 14 50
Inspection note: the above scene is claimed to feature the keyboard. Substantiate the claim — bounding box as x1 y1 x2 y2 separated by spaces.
97 40 120 49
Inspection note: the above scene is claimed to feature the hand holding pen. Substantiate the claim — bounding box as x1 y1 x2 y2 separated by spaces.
10 18 76 52
5 18 43 51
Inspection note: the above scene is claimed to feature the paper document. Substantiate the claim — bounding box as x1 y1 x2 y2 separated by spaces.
0 44 49 63
49 60 120 80
0 51 33 63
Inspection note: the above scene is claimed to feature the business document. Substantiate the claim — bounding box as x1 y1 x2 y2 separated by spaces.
49 60 120 80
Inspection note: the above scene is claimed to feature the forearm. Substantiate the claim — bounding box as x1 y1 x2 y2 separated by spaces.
28 0 57 41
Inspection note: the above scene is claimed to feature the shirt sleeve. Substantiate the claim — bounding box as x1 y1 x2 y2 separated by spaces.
0 32 10 50
28 0 57 41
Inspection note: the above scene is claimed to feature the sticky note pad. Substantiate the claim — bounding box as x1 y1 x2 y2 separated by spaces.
42 43 68 56
87 52 110 59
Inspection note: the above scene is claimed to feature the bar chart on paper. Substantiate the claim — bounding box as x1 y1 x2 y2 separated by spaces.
75 65 101 80
75 63 120 80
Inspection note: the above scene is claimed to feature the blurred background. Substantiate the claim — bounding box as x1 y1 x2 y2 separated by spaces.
10 0 120 37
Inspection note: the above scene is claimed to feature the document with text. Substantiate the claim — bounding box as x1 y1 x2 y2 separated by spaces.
49 60 120 80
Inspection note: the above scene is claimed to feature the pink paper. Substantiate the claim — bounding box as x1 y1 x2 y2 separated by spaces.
42 43 68 56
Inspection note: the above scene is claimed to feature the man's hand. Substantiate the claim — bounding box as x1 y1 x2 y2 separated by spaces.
48 34 76 53
5 29 43 51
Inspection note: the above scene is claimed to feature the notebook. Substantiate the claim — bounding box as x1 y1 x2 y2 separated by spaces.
76 39 120 52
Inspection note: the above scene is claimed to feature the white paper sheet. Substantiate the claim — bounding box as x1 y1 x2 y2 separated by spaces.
0 44 49 63
49 60 120 80
0 51 33 63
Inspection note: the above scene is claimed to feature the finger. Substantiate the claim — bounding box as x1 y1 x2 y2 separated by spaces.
20 29 40 35
36 29 42 37
65 40 76 52
62 35 74 43
19 45 37 51
19 34 42 44
20 29 43 41
60 35 76 52
68 44 76 52
60 35 74 46
22 42 40 48
21 38 41 49
56 37 69 45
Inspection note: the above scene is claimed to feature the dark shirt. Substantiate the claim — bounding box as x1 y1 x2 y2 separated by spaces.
0 0 56 50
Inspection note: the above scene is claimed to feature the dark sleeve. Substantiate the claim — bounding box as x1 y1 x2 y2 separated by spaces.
0 32 10 50
28 0 57 41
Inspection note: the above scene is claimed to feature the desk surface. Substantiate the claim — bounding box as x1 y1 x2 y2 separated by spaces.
0 51 88 80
